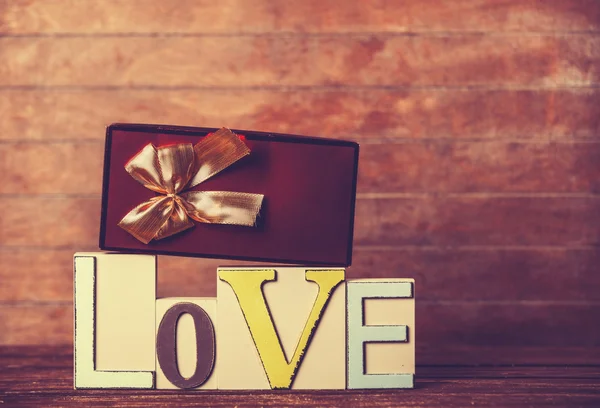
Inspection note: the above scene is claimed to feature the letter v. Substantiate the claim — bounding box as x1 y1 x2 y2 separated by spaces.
219 269 344 389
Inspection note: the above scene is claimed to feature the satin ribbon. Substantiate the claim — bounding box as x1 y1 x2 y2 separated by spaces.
118 128 264 244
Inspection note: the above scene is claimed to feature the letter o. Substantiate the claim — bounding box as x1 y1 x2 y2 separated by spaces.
156 302 216 389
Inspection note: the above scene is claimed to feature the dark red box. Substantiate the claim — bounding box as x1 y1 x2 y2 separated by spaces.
99 124 359 266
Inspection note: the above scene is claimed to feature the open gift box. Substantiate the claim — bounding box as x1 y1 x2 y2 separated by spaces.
99 124 359 265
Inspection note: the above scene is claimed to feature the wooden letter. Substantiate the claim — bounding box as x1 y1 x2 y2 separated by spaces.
347 279 415 389
73 254 155 389
155 298 217 390
217 267 346 389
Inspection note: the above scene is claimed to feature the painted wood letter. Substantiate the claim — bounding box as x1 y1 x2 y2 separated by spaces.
347 279 415 389
217 267 346 389
155 298 217 390
73 253 156 389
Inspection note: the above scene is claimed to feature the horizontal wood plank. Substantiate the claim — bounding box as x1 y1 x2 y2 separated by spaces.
2 379 599 408
2 0 600 34
356 196 600 246
0 305 71 346
2 248 600 302
2 355 600 407
3 141 600 194
0 143 103 195
416 345 600 366
2 304 599 351
1 348 600 407
1 36 598 87
0 198 100 247
350 248 600 302
360 141 600 193
2 89 598 142
1 197 598 247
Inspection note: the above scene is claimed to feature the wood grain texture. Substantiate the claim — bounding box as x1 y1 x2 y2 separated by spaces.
2 89 599 142
0 0 598 360
2 380 598 408
350 248 600 302
415 345 600 366
1 196 598 247
2 248 600 303
0 143 104 195
1 376 599 408
2 0 600 34
2 348 600 406
1 35 598 87
0 197 99 247
4 141 600 194
355 196 600 246
358 141 600 193
0 306 71 346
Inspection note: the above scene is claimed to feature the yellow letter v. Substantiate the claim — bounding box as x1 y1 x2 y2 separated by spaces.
218 269 344 389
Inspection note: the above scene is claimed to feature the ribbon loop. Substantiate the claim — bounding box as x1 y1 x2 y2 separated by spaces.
156 143 196 194
118 128 264 243
124 144 168 194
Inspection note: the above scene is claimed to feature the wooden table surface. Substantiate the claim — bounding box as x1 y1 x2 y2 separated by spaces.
1 346 598 407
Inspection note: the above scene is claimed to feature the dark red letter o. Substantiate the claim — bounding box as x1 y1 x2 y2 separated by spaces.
156 302 215 389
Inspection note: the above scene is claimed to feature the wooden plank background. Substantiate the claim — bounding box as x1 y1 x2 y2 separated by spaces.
1 0 599 364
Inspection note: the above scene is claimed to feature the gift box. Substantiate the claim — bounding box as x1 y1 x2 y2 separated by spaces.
99 124 359 265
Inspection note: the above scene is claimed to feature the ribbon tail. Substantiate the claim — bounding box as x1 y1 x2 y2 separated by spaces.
188 128 251 188
180 191 264 227
118 196 185 244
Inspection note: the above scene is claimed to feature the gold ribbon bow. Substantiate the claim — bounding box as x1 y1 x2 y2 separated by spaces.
118 128 264 244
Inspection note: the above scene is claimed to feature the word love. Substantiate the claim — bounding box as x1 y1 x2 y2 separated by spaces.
73 253 415 391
